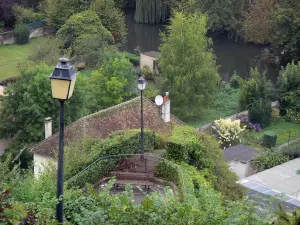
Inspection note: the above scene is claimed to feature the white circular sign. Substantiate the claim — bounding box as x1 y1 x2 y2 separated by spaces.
155 95 163 106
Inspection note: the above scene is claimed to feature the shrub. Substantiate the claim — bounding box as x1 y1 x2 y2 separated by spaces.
213 118 246 148
90 0 127 42
230 70 242 89
13 5 44 24
252 150 289 172
56 10 113 48
263 131 277 147
142 66 156 81
249 99 272 127
284 108 300 124
281 142 300 159
124 52 140 66
13 23 29 44
166 126 244 200
278 61 300 117
27 37 66 66
73 34 113 68
240 67 273 110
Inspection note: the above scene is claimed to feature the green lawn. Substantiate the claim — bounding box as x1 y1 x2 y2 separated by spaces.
262 121 300 145
0 38 42 81
187 84 241 127
241 121 300 148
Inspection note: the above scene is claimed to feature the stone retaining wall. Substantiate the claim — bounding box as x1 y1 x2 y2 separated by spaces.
0 25 56 45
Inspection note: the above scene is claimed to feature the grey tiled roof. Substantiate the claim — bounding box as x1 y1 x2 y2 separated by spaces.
224 144 261 162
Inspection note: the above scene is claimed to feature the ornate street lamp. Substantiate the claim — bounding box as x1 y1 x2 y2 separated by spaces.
137 76 146 160
49 57 78 223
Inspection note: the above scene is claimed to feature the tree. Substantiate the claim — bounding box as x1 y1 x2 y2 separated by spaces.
278 61 300 120
0 0 22 25
242 0 276 44
273 1 300 63
56 10 113 49
27 37 70 66
41 0 91 28
0 63 89 143
88 53 137 112
240 68 274 110
135 0 169 24
177 0 250 38
90 0 127 42
159 12 220 119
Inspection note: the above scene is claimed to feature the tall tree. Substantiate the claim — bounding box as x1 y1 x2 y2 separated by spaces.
0 63 89 143
135 0 169 24
242 0 276 44
273 1 300 63
90 0 127 42
159 12 220 119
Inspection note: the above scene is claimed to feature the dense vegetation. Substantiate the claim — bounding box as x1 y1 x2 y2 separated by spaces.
159 12 220 119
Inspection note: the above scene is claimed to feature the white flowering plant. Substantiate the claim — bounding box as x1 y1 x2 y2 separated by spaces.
212 118 246 148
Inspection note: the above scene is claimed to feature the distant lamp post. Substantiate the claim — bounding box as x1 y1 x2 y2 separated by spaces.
137 76 146 160
49 57 78 223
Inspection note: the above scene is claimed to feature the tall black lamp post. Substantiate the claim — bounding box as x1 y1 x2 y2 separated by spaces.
49 58 78 223
137 76 146 160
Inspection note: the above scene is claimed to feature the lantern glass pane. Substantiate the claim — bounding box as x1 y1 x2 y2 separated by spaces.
51 79 71 100
67 77 77 99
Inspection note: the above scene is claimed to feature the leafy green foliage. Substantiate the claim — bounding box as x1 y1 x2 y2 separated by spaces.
179 0 248 38
263 131 277 148
73 34 116 68
281 142 300 160
273 1 300 63
0 63 89 143
135 0 169 24
87 53 137 112
65 130 156 187
252 150 289 172
230 71 242 89
165 126 244 200
42 0 91 28
13 5 44 24
27 37 68 66
13 23 29 45
242 0 276 44
56 10 113 49
90 0 127 42
249 99 272 127
240 67 274 110
278 61 300 120
159 12 220 119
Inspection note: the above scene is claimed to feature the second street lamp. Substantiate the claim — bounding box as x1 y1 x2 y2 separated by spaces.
49 57 78 223
137 76 146 160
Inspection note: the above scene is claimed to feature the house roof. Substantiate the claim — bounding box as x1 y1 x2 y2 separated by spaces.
224 144 261 163
30 97 183 159
141 51 159 58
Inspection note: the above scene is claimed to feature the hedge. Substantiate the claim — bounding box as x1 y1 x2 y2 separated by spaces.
166 126 245 200
65 129 156 187
252 150 289 172
155 161 209 202
281 142 300 159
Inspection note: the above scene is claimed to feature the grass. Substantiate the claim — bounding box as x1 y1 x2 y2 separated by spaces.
187 84 241 127
0 38 43 81
241 121 300 149
262 121 300 145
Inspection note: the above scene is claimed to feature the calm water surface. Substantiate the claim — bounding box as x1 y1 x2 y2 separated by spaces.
124 11 279 82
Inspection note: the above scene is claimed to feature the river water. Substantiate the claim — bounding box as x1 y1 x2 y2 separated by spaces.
124 11 279 82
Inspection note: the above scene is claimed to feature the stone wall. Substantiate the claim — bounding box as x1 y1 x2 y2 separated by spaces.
0 25 56 45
